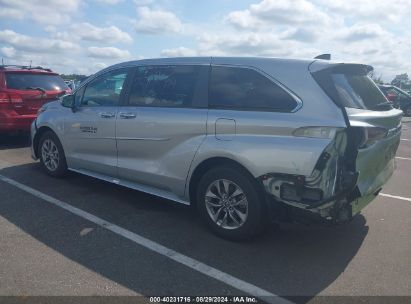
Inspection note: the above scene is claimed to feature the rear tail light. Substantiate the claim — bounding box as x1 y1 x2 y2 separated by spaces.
359 127 388 148
0 92 23 104
0 92 10 103
293 127 342 139
9 93 23 104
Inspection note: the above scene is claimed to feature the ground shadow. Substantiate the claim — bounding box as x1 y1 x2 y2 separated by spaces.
0 161 369 303
0 133 30 150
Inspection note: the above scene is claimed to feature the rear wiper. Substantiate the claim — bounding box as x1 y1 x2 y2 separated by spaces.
25 87 46 94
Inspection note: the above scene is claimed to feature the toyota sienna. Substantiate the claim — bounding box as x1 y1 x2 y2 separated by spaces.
30 57 402 240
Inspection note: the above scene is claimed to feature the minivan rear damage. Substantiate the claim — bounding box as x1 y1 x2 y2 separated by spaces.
261 62 403 224
261 128 357 223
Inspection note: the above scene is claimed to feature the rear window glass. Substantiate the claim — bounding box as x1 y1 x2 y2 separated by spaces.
5 73 68 91
331 74 390 110
209 66 298 112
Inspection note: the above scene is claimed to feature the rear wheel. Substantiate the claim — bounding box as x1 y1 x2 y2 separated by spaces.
405 106 411 117
197 166 267 240
38 131 67 177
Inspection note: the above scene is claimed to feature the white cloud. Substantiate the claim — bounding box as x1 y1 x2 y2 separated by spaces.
198 32 300 57
0 30 79 53
55 23 133 43
161 47 197 57
96 0 124 4
0 0 409 81
340 24 390 42
0 0 82 25
282 28 319 43
226 0 334 30
134 7 182 34
87 46 131 59
317 0 411 23
0 47 16 58
133 0 153 6
0 8 25 19
93 62 109 70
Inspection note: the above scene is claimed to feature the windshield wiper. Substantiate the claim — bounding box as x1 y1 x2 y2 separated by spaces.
25 87 46 94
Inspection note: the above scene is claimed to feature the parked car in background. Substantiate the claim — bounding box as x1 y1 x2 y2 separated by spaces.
0 65 70 134
379 84 411 116
31 57 402 240
64 80 76 91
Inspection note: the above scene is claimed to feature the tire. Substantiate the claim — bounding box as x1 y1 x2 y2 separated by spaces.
405 106 411 117
38 131 68 177
196 165 267 241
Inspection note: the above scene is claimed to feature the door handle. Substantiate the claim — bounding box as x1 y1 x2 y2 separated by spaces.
119 112 137 119
100 112 116 118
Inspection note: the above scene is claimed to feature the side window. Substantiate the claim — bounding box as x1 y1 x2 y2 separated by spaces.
128 65 205 107
81 69 128 107
74 86 85 105
209 66 298 112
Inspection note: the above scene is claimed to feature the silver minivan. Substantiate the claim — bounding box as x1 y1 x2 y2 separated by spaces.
31 57 402 240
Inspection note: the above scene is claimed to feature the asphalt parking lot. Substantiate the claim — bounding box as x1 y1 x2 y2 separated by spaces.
0 119 410 304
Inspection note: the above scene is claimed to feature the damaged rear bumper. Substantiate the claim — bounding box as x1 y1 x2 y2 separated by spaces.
260 127 400 225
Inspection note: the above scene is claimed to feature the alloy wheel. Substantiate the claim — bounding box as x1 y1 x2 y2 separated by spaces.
204 179 248 230
41 139 60 172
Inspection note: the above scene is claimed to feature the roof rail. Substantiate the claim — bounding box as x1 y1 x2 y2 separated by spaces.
0 64 53 72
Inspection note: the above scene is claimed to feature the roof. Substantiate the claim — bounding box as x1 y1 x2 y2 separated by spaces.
95 56 370 77
0 65 55 74
117 56 316 68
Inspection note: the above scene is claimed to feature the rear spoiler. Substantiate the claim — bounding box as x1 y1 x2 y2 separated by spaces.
314 54 331 60
309 61 373 74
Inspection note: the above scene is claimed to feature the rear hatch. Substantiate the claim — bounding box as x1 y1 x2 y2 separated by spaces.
311 63 402 196
4 71 69 115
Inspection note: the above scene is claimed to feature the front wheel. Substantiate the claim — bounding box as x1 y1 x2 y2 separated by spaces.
196 166 267 241
38 131 68 177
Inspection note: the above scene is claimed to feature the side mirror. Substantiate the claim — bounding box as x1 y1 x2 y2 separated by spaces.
61 94 76 112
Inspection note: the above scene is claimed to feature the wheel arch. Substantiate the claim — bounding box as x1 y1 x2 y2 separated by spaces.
187 156 264 207
33 126 58 159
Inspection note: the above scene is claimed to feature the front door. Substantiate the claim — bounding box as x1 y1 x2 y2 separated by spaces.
64 68 130 177
116 64 209 197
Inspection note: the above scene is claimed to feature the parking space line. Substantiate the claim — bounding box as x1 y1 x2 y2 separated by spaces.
0 174 292 304
396 157 411 160
380 193 411 202
401 139 411 141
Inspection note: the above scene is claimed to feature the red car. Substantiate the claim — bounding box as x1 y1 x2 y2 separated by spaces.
0 65 70 134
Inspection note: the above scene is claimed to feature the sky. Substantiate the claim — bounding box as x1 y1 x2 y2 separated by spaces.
0 0 410 82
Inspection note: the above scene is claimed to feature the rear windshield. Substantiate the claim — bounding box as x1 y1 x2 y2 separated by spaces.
331 74 389 110
5 73 68 91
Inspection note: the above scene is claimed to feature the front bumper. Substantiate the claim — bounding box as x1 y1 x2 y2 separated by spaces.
0 114 36 133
